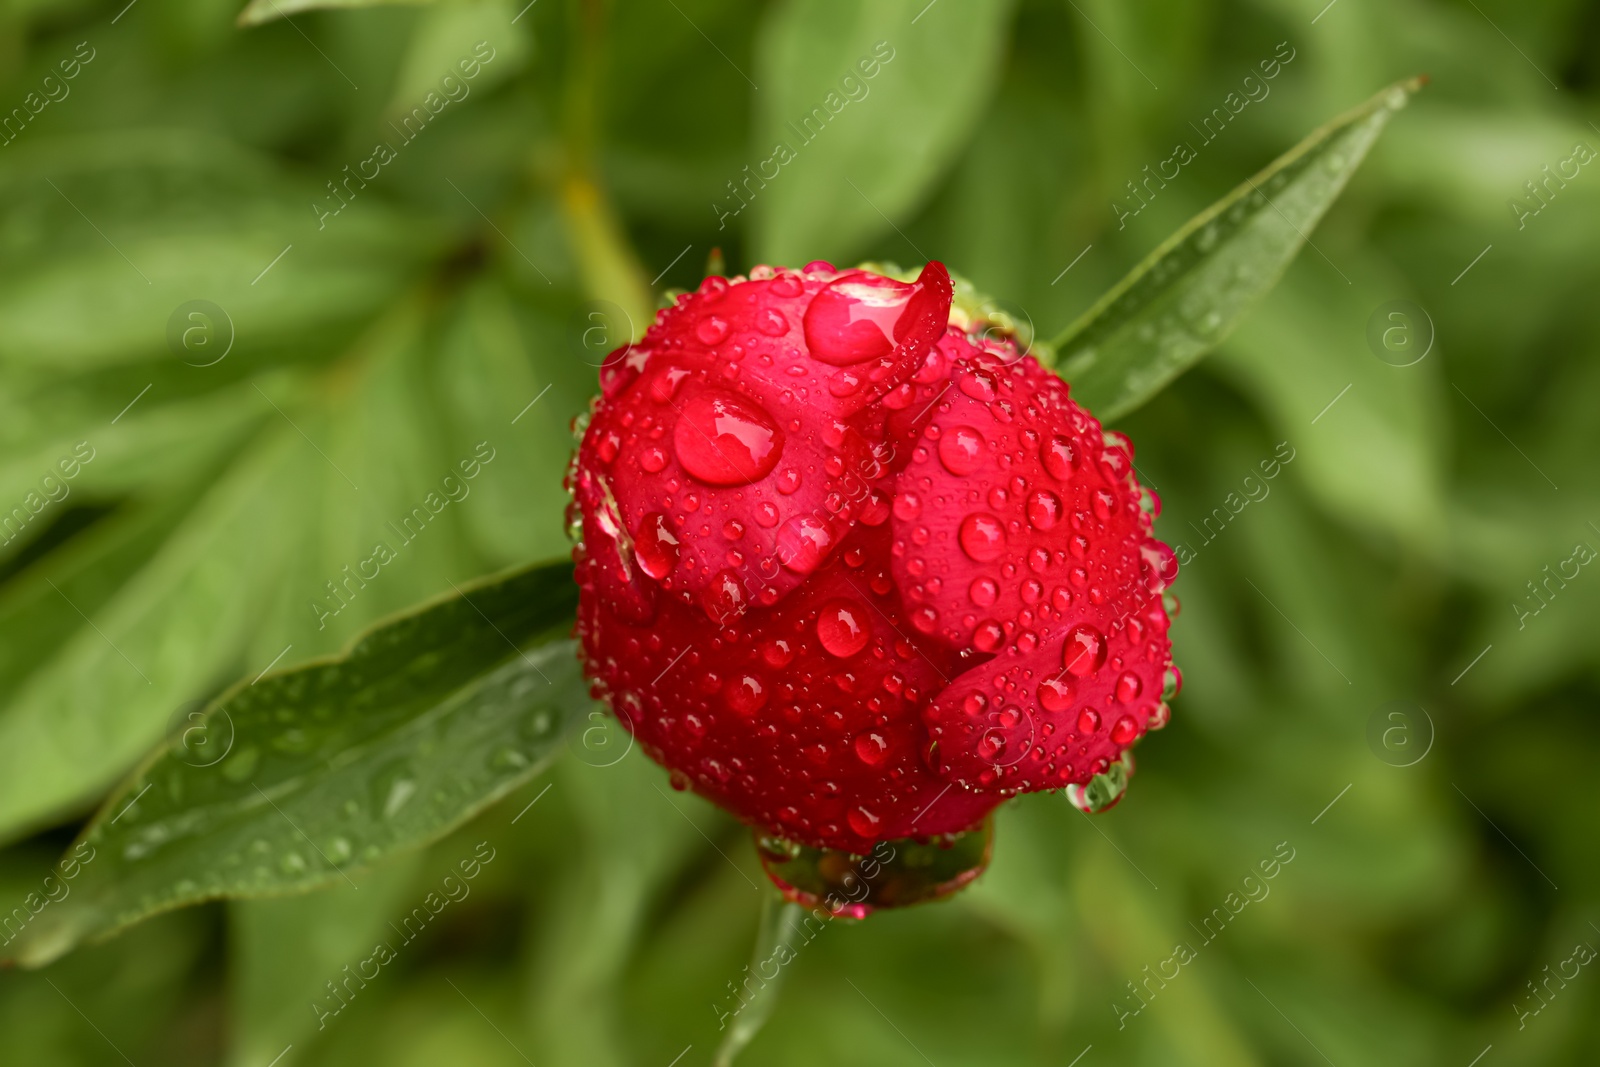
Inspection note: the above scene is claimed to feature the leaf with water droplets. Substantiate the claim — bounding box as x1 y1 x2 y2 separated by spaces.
1052 78 1425 422
3 560 586 968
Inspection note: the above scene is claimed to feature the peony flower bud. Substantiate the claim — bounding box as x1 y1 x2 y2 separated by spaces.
568 261 1177 907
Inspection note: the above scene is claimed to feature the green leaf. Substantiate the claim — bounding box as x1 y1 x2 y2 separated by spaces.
227 855 423 1067
3 559 586 968
1052 77 1424 422
385 0 528 119
751 0 1015 266
0 269 577 843
0 427 317 839
237 0 435 28
523 753 711 1067
0 133 437 372
1211 272 1448 552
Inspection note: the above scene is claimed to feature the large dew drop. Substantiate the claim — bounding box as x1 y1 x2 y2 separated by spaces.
1066 754 1132 814
1042 435 1076 480
1039 676 1073 712
958 513 1006 562
846 805 882 837
1140 539 1179 593
816 598 871 657
634 512 679 579
695 315 730 345
938 425 986 475
1062 623 1107 677
673 388 784 486
802 272 917 365
776 515 834 574
723 673 768 716
1026 490 1062 530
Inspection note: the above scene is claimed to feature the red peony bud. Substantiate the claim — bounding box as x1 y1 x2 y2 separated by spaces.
568 261 1177 897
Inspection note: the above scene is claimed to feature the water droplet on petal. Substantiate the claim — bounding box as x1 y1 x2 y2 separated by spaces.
803 273 917 365
771 273 804 297
650 367 690 403
958 513 1006 562
817 599 871 657
776 515 834 573
1026 490 1062 530
1066 755 1130 813
973 620 1004 651
828 369 865 397
1162 667 1183 701
893 492 922 521
695 316 730 345
1110 715 1139 744
957 370 996 402
635 512 679 579
938 425 986 475
1077 708 1101 735
757 309 788 336
853 733 888 766
859 489 890 526
1039 677 1074 712
976 731 1006 761
673 389 784 486
1140 539 1179 593
701 568 746 623
724 674 768 716
1115 671 1143 704
639 445 668 472
847 805 882 837
1043 435 1076 479
1062 624 1107 677
969 577 998 606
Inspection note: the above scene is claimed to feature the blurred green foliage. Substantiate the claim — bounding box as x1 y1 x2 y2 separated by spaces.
1 0 1597 1065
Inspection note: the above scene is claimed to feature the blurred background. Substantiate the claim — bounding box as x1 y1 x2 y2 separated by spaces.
1 0 1597 1063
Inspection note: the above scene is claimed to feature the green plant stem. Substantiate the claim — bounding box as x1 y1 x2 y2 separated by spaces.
557 0 653 338
712 890 806 1067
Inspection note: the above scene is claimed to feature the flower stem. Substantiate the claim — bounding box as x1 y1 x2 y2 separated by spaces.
557 0 652 338
712 890 805 1067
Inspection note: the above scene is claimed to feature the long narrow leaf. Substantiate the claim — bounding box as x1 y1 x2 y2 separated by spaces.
4 559 585 968
1053 77 1423 422
237 0 433 28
